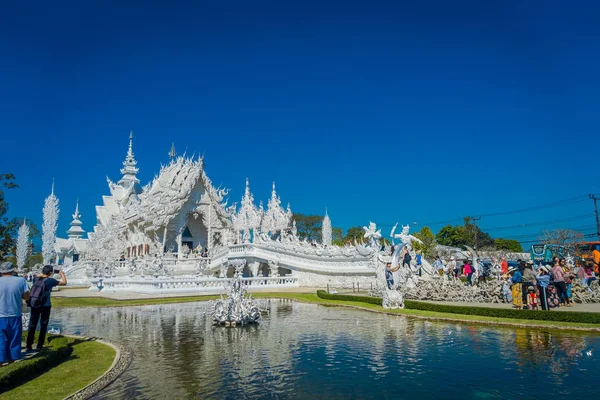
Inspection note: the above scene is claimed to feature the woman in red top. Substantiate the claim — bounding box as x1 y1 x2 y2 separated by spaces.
501 257 508 275
464 261 473 285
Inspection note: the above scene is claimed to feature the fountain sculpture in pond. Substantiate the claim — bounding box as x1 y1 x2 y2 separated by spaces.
212 261 261 326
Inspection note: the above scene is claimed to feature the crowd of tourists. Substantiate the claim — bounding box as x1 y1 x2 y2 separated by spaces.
502 256 596 311
431 253 598 310
0 261 66 367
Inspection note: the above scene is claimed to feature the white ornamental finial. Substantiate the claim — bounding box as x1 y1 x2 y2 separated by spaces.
169 142 176 160
128 130 134 157
73 199 80 220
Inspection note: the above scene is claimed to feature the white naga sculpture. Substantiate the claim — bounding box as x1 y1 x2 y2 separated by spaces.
390 223 422 249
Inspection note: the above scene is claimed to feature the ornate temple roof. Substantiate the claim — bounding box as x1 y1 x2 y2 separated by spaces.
135 156 232 232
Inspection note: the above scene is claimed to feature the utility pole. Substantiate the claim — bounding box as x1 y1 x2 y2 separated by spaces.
591 194 600 241
464 216 482 249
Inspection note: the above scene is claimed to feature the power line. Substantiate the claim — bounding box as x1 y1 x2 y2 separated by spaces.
518 233 598 245
481 213 595 232
422 194 589 226
478 195 588 218
504 225 597 240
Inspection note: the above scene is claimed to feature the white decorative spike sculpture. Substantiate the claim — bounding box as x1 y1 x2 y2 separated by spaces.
16 219 30 271
42 181 59 265
232 178 262 242
322 209 332 247
261 182 291 235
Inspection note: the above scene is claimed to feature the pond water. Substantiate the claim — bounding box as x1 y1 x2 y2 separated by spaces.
50 300 599 399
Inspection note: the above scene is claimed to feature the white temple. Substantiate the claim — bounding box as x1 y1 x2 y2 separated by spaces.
60 133 381 292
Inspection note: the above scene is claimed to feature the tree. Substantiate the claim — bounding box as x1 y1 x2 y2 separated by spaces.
413 226 437 258
344 226 365 244
0 173 18 261
292 213 322 242
332 227 343 246
435 223 494 249
494 238 523 252
436 225 470 247
8 251 43 271
539 229 584 255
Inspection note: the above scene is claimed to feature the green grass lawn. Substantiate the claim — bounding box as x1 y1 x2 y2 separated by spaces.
52 294 220 308
1 338 115 400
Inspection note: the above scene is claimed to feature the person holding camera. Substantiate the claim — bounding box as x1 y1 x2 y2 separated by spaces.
26 265 67 351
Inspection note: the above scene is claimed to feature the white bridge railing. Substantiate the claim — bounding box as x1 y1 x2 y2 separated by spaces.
90 275 298 293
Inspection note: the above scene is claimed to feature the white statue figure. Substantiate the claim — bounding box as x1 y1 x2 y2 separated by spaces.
291 220 298 238
378 249 404 309
390 223 422 249
363 222 382 249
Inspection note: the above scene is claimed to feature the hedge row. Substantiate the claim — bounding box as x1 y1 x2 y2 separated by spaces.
0 335 73 393
316 291 600 325
317 290 383 305
403 301 600 325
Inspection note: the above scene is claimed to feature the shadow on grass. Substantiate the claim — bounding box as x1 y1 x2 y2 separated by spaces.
0 335 97 394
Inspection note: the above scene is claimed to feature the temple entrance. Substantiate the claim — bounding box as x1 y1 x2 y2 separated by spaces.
185 214 208 252
181 227 193 251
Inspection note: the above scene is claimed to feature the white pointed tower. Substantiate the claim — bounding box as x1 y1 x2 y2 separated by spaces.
42 180 60 264
322 208 332 246
67 200 85 239
118 130 140 188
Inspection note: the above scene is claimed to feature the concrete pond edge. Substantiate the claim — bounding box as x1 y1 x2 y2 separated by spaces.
63 337 133 400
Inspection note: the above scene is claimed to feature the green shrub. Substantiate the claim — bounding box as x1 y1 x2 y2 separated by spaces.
317 290 382 305
0 335 73 393
404 300 600 325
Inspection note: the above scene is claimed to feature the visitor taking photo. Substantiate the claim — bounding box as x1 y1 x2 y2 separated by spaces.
26 265 67 351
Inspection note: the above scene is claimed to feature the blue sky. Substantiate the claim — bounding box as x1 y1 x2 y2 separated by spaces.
1 0 599 246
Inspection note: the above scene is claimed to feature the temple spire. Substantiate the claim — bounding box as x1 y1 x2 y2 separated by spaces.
118 130 140 187
67 199 85 239
169 142 176 161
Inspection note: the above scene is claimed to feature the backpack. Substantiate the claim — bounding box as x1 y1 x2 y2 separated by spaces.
27 277 48 308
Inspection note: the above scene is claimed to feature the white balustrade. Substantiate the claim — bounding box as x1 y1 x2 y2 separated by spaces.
90 275 299 293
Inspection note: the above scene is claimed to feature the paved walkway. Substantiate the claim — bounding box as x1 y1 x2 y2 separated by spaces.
423 300 600 313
